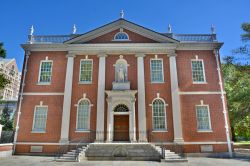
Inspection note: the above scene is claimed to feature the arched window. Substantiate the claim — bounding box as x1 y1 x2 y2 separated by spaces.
114 32 129 41
114 104 129 112
152 99 166 130
77 99 90 130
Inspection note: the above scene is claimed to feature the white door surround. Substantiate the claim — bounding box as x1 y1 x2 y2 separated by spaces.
106 90 137 142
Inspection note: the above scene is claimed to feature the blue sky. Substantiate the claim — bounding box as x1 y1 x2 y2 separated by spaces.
1 0 249 70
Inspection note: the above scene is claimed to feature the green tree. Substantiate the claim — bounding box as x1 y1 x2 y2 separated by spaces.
222 59 250 141
0 42 10 90
0 106 14 131
233 23 250 58
0 43 6 58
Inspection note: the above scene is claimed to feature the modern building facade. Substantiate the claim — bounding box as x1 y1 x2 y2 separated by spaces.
14 18 232 155
0 59 21 100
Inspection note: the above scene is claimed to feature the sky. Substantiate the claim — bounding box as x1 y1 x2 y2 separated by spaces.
1 0 249 70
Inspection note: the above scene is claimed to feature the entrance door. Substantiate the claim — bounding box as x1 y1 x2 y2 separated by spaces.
113 115 129 141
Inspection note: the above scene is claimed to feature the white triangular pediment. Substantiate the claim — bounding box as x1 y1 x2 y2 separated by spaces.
65 19 179 44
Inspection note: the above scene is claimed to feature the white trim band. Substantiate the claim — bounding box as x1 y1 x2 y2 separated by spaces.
15 141 229 145
23 92 64 96
179 91 226 95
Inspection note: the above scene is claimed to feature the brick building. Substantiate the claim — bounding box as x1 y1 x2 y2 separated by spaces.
14 17 232 156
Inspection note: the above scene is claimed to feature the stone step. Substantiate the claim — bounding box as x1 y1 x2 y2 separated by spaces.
55 158 77 162
163 158 188 162
63 153 76 157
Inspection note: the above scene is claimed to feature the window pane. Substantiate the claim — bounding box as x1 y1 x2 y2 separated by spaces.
77 100 89 130
39 61 52 83
151 59 163 82
196 106 211 130
192 61 205 82
33 107 47 131
80 60 93 83
152 99 166 130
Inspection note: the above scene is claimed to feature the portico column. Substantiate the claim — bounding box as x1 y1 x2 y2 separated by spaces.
106 97 113 142
130 98 137 142
60 53 75 143
136 54 147 142
168 52 184 143
96 54 107 142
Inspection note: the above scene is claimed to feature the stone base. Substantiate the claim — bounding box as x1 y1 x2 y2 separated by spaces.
85 143 161 161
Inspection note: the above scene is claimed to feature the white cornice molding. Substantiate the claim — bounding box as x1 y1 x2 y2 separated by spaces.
176 42 223 50
21 42 223 53
21 43 178 54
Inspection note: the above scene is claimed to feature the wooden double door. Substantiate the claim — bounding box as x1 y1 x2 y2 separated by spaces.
113 115 129 141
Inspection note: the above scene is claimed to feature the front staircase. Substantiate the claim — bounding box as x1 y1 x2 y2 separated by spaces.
154 145 188 162
55 143 187 162
55 145 88 162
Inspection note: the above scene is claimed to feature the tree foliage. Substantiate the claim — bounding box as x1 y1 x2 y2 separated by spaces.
0 43 6 58
222 60 250 141
0 42 10 90
233 23 250 58
0 106 14 131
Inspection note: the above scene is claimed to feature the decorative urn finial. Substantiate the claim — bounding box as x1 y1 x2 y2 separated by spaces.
29 25 34 36
120 10 124 19
168 24 172 33
211 24 216 34
72 24 77 34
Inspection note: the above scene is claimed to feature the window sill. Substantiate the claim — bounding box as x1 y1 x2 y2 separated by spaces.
152 130 168 132
192 82 207 84
31 131 46 133
78 82 92 85
37 82 51 85
75 130 90 133
197 130 213 133
151 82 165 84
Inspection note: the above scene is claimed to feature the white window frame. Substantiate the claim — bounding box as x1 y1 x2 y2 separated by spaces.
79 59 93 84
113 32 130 41
150 96 168 132
37 60 53 85
75 98 92 132
32 105 48 133
196 105 212 132
191 59 206 84
150 58 164 83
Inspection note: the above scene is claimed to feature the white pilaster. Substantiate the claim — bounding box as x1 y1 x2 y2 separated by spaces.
60 53 75 143
136 54 147 142
96 54 107 142
130 98 137 142
169 52 184 143
106 97 113 142
214 49 232 157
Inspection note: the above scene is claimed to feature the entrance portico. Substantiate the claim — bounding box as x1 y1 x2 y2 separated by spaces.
106 90 137 142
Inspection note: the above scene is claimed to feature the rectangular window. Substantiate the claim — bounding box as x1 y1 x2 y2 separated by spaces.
32 106 48 132
191 60 205 83
79 60 93 83
39 61 52 83
150 59 164 83
196 105 211 131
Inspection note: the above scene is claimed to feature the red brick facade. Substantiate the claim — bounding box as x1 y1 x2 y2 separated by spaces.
15 19 232 155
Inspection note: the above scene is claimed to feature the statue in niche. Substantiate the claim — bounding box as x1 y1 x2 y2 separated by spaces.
117 64 125 82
